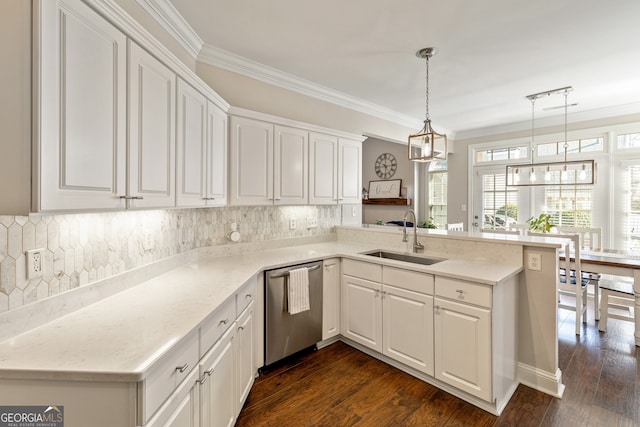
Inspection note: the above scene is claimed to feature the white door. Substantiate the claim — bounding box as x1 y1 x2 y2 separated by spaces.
128 41 176 208
309 133 338 204
200 327 236 427
38 0 127 211
229 116 274 205
383 285 434 375
341 275 382 352
471 166 528 231
235 302 254 417
322 259 341 340
176 79 207 206
274 125 308 205
434 297 491 401
338 138 362 204
205 101 227 206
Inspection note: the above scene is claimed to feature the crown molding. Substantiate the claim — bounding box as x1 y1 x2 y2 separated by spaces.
135 0 203 59
455 102 640 141
198 44 420 129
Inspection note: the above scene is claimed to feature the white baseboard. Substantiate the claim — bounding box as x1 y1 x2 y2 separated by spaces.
517 362 565 398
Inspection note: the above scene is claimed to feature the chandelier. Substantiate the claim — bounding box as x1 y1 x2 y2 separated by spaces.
408 47 447 162
506 86 596 186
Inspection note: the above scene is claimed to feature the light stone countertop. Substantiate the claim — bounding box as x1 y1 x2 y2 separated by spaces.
0 240 522 383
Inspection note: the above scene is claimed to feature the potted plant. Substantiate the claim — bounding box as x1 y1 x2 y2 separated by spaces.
417 218 437 229
527 213 554 233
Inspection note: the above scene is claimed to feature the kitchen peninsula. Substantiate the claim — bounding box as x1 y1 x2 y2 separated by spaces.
0 227 565 426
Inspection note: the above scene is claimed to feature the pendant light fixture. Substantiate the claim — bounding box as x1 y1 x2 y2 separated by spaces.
408 47 447 162
506 86 596 186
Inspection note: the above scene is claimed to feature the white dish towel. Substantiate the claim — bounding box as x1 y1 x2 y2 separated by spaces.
287 267 310 315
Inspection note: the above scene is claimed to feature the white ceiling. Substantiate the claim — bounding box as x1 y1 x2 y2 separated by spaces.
162 0 640 137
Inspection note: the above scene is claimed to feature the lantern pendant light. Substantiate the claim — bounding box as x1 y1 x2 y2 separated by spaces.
408 47 447 162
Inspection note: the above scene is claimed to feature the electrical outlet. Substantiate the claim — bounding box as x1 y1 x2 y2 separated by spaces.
289 218 296 230
527 252 542 271
143 233 154 250
26 248 45 280
306 217 318 229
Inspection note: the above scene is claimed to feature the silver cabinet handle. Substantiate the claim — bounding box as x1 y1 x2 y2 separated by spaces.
202 197 216 200
219 319 229 325
456 289 464 295
175 363 189 373
119 196 144 200
238 326 245 331
197 369 214 384
245 294 252 299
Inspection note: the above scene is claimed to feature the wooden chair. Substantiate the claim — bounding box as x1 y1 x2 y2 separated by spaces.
447 222 464 231
597 274 635 332
528 231 589 335
555 226 602 250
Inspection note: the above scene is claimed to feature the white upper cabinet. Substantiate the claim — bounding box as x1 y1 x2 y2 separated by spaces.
205 101 228 206
338 138 362 204
309 133 338 204
274 125 308 205
309 134 362 205
176 79 207 207
37 0 127 211
127 41 176 208
229 116 274 205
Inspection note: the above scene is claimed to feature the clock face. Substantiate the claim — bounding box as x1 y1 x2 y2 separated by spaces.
375 153 397 179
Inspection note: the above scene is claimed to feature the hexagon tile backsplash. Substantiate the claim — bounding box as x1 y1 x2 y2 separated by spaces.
0 205 341 313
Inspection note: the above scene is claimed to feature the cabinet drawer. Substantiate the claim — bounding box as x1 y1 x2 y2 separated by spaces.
200 297 236 358
142 331 199 424
435 277 492 308
236 277 257 316
343 258 382 282
383 267 434 295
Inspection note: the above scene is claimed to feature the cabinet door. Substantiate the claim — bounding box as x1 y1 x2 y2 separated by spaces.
322 259 341 340
341 275 382 352
177 79 207 207
38 0 127 211
235 301 255 417
128 41 176 208
229 116 274 205
205 101 227 206
382 285 434 375
338 138 362 204
200 326 236 427
434 297 492 402
309 133 338 204
274 125 308 205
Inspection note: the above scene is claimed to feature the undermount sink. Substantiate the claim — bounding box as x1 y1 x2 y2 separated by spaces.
362 250 445 266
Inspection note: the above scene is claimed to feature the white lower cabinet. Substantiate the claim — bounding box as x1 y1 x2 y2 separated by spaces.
434 296 491 401
322 258 341 340
235 301 255 416
200 326 236 427
341 260 434 374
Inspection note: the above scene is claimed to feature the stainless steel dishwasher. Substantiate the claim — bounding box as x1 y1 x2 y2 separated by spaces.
264 261 323 367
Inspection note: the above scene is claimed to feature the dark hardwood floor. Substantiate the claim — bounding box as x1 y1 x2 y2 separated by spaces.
237 306 640 426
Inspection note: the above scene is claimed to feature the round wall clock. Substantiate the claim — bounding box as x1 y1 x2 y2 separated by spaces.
375 153 397 179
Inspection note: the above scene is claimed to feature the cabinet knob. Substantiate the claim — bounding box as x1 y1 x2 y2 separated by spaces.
456 289 464 295
175 363 189 373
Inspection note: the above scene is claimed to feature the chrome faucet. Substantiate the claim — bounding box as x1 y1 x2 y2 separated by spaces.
403 209 424 253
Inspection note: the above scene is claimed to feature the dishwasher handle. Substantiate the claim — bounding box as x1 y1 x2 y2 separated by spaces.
268 263 321 279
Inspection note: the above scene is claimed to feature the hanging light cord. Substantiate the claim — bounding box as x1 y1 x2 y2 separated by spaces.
531 98 536 165
563 90 569 163
424 54 430 123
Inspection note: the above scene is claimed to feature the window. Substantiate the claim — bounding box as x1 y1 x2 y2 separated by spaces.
475 145 528 163
482 173 519 230
624 165 640 251
618 133 640 149
428 160 447 228
537 137 604 157
544 186 592 227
